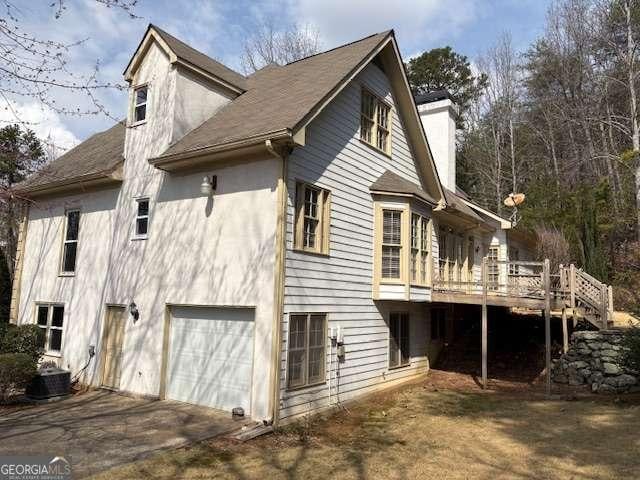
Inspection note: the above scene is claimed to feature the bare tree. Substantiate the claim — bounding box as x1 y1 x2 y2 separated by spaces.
0 0 137 125
241 21 320 74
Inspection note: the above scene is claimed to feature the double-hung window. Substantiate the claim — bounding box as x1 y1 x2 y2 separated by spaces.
420 218 429 284
134 198 150 238
360 88 392 154
287 313 326 389
488 246 500 288
381 210 402 279
410 214 419 282
61 210 80 274
294 182 331 254
389 312 409 368
36 304 65 354
410 214 430 284
133 85 147 123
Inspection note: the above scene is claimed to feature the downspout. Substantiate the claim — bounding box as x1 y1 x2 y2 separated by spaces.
266 139 288 428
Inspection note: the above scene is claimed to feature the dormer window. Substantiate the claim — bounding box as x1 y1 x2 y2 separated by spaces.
133 85 147 123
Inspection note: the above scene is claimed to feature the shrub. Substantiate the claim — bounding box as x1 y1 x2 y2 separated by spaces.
0 353 37 402
621 326 640 372
0 324 43 363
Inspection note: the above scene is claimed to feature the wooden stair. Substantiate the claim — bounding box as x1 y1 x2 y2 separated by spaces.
559 264 614 330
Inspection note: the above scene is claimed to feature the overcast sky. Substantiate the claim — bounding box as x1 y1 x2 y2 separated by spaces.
2 0 551 151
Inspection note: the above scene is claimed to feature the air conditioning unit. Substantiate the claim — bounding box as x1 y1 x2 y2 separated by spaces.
26 367 71 399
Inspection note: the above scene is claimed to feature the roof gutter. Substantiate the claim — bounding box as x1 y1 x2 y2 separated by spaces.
13 162 124 199
148 129 294 171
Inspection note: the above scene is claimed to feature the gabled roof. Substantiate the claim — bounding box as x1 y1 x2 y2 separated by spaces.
124 24 247 93
157 31 391 160
14 122 125 195
370 170 437 205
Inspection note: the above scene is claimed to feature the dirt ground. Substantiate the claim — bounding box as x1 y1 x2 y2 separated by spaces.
90 370 640 480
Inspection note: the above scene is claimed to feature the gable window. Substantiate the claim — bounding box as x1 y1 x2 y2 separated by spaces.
134 198 150 238
360 88 392 154
36 304 65 354
382 209 402 279
389 312 409 368
287 313 326 389
431 308 446 341
61 210 80 274
133 85 147 123
294 182 331 254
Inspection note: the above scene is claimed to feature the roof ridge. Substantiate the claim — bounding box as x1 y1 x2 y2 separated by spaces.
284 30 392 66
149 24 247 88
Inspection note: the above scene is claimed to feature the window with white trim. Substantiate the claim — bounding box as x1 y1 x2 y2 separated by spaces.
360 88 391 154
488 246 500 287
135 198 150 238
61 210 79 274
133 85 147 123
36 304 64 353
294 182 331 254
389 312 409 368
287 313 326 389
382 209 402 279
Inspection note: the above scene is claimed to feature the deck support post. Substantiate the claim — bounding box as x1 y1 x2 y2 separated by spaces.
543 259 551 397
561 308 569 354
481 257 488 389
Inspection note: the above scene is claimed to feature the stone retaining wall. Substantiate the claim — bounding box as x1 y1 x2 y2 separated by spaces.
552 330 638 394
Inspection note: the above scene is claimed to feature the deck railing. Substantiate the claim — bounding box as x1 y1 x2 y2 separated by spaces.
434 257 612 329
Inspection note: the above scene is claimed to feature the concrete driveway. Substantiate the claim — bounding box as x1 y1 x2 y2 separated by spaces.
0 390 249 478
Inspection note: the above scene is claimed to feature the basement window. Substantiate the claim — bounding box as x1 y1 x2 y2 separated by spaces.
389 312 409 368
133 85 147 123
36 304 65 354
287 313 326 389
61 209 80 274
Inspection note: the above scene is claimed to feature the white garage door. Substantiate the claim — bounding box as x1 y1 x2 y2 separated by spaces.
167 306 254 413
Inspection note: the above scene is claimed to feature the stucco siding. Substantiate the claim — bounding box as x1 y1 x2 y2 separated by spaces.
16 39 279 421
279 62 433 420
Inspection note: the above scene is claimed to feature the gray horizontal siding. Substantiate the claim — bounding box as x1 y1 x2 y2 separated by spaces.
280 62 431 421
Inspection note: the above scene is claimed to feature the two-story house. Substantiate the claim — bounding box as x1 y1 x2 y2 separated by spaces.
10 25 608 425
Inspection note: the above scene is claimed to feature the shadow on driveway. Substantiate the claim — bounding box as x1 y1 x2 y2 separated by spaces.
0 390 247 478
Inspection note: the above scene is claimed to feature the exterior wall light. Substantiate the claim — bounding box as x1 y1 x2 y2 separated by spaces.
129 302 140 322
200 175 216 196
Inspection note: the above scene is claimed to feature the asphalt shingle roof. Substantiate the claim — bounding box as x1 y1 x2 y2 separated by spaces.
160 31 391 158
370 170 437 204
15 121 125 192
151 25 247 92
16 29 391 192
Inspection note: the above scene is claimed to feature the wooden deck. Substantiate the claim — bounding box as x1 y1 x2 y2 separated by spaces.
432 258 614 394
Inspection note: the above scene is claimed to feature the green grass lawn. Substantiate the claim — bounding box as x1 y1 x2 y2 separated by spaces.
91 380 640 479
